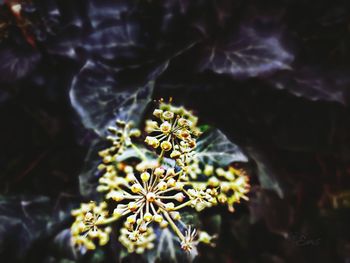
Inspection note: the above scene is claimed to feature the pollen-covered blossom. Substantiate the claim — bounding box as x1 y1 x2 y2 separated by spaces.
98 120 141 164
71 202 111 250
144 103 202 160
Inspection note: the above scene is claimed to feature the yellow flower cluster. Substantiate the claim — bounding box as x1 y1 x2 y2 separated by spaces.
70 101 250 255
144 103 201 163
98 120 141 164
119 225 156 254
203 166 250 212
71 202 111 250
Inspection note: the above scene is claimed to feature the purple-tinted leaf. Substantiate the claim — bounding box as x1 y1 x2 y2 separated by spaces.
44 25 84 59
78 138 106 197
199 26 294 78
82 20 149 63
70 60 168 135
87 0 134 29
0 48 41 83
269 68 350 105
0 196 52 259
246 147 285 198
196 128 248 166
249 190 294 237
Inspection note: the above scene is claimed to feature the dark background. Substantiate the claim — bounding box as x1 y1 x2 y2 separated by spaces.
1 0 350 262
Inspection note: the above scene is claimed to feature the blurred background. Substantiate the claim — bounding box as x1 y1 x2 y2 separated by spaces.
1 0 350 262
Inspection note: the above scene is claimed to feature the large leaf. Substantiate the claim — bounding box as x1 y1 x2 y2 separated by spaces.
199 25 294 78
195 128 248 166
246 147 285 198
82 19 150 63
269 67 350 105
0 196 52 260
70 60 168 135
0 47 41 83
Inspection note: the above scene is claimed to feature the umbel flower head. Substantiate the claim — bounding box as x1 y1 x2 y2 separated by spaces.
144 102 202 162
70 100 250 256
71 202 111 250
98 120 141 164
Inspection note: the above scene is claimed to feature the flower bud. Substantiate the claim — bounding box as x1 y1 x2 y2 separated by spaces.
154 214 163 223
113 207 124 217
178 118 190 127
208 176 220 187
220 182 230 192
170 150 181 159
217 194 227 203
154 167 165 176
204 165 214 176
84 212 93 221
179 129 190 139
108 191 124 201
141 172 150 182
165 202 175 210
144 212 153 222
166 168 175 177
198 231 212 244
174 193 185 202
160 121 172 133
161 141 172 151
145 136 160 148
160 220 169 228
130 128 141 137
153 109 163 118
170 211 181 220
167 178 176 187
127 215 137 224
162 111 174 120
99 232 109 246
131 184 142 193
128 202 138 212
157 181 167 191
145 120 159 133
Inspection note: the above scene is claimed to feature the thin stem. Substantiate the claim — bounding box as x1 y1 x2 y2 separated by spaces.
158 149 165 163
162 209 185 241
131 143 147 161
172 200 192 211
97 215 121 225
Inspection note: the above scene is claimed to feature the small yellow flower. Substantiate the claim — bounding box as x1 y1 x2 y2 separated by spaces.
144 102 202 162
71 202 111 250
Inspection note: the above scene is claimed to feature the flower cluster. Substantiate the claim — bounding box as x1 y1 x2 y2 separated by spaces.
71 101 250 256
145 102 201 164
119 225 156 254
71 202 111 250
98 120 141 164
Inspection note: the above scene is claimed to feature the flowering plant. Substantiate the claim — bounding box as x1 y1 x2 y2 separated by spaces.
70 100 250 256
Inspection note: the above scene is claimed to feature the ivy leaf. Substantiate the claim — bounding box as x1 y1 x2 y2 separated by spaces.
246 147 285 198
269 67 350 105
78 138 105 198
0 47 41 83
0 196 52 260
195 128 248 166
70 60 168 135
199 25 294 78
